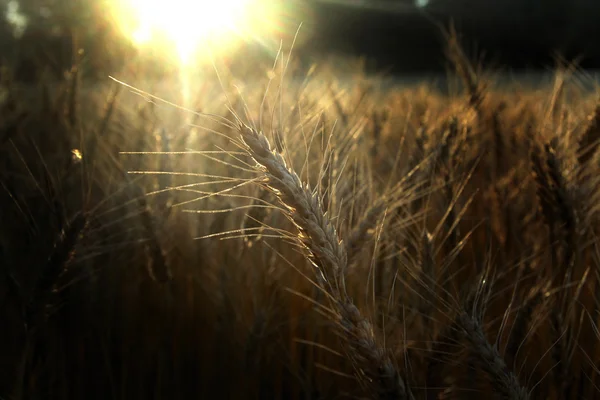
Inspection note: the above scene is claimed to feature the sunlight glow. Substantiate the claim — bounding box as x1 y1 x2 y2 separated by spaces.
114 0 273 64
110 0 312 114
6 0 27 38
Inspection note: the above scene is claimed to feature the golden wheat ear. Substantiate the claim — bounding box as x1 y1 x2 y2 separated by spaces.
235 121 416 399
577 99 600 168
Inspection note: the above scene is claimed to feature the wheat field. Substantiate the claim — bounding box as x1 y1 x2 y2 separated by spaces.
1 36 600 400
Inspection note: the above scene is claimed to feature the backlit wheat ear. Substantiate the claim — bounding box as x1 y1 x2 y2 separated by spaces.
236 122 414 399
578 99 600 167
531 136 580 287
445 26 485 115
458 310 530 400
544 139 579 268
28 212 88 327
237 122 347 292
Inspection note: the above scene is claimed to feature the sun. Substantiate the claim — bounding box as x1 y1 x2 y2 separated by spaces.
114 0 266 63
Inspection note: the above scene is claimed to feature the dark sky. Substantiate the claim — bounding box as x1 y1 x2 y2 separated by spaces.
304 0 600 73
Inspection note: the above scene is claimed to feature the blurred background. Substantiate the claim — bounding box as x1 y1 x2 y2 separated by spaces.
307 0 600 73
307 0 600 74
1 0 599 82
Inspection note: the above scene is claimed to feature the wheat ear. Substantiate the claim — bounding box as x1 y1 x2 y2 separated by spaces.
238 123 347 293
237 122 414 399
